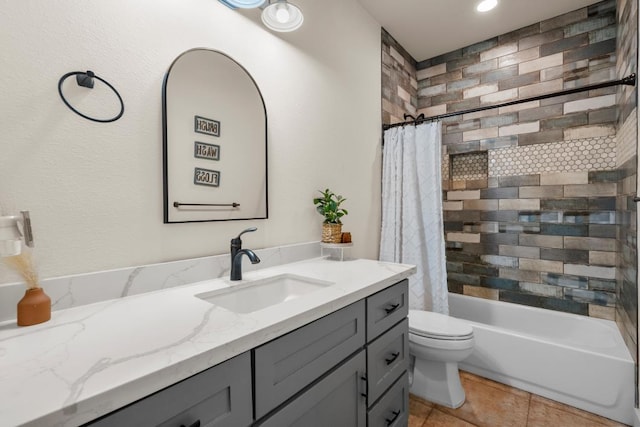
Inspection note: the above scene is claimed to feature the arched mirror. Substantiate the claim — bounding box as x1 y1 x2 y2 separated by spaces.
162 48 268 223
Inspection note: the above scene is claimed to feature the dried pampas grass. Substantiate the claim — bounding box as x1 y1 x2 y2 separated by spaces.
3 250 39 289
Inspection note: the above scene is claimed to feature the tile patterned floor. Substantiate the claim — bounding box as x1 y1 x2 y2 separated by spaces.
409 371 629 427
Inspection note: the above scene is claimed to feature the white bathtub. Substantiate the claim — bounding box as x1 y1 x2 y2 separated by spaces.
448 293 635 425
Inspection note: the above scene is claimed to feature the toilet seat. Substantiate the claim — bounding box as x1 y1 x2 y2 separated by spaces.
409 332 474 351
409 310 473 341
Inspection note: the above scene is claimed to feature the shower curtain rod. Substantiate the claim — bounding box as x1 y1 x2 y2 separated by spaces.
382 73 637 131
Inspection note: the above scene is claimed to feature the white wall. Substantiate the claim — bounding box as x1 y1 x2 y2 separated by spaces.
0 0 382 282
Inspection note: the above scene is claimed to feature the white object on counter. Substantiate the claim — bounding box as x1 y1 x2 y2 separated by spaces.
0 212 34 257
0 215 22 256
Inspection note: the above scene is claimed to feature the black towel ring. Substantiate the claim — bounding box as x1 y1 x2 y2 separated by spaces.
57 70 124 123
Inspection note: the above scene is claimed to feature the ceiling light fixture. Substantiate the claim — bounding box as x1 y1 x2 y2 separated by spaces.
476 0 498 12
218 0 266 9
261 0 304 32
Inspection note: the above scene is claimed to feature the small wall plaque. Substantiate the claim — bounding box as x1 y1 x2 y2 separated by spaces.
194 141 220 161
194 167 220 187
194 115 220 137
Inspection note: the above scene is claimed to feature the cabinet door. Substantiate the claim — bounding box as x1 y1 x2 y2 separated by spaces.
87 352 252 427
367 280 408 341
367 318 409 406
367 372 409 427
256 351 367 427
254 300 365 418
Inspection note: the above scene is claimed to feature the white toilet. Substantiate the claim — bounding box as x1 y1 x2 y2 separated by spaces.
408 309 475 408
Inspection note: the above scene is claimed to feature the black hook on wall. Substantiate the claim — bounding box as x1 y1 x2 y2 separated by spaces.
58 70 124 123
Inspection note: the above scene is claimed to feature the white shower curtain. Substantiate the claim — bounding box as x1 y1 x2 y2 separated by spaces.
380 122 449 314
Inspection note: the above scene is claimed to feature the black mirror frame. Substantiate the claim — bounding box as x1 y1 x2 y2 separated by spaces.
162 48 268 223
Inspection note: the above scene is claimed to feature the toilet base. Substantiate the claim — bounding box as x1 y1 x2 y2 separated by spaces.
410 357 466 408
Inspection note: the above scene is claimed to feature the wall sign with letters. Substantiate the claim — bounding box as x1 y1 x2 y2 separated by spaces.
194 167 220 187
194 141 220 161
194 115 220 137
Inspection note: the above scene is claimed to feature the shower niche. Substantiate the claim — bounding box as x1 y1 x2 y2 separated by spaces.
448 151 488 182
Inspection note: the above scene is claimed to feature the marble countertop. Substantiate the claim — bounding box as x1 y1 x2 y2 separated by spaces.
0 257 415 427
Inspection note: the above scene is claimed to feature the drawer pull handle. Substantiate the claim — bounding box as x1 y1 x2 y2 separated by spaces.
385 352 400 365
385 410 401 425
180 421 201 427
360 375 368 398
384 303 400 315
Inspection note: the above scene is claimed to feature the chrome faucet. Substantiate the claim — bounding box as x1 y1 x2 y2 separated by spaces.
230 227 260 281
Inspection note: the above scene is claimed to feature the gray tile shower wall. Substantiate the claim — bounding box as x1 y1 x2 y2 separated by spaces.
379 1 636 360
444 167 619 319
382 29 417 124
616 0 637 126
417 0 618 152
409 0 639 324
615 0 638 365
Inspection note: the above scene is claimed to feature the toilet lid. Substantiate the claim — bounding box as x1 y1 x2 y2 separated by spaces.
409 310 473 339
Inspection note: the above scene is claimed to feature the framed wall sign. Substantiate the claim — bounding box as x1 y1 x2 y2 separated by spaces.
194 167 220 187
162 48 268 223
194 141 220 161
194 115 220 137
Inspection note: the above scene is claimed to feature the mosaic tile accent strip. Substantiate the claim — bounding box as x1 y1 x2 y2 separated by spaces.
617 107 637 167
442 152 450 180
488 136 616 177
451 152 488 180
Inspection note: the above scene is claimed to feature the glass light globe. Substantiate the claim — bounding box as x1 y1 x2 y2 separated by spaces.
261 1 303 32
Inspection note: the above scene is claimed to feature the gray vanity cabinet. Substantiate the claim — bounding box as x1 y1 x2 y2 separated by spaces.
255 351 367 427
86 351 252 427
255 279 410 427
86 279 410 427
366 318 409 405
253 300 366 419
366 279 409 341
365 280 409 426
367 372 409 427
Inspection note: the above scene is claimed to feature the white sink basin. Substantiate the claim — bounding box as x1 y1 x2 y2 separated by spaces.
195 274 333 313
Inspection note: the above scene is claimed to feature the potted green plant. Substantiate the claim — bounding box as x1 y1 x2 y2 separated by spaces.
313 188 348 243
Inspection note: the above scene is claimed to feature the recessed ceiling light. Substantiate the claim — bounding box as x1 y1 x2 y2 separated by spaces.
476 0 498 12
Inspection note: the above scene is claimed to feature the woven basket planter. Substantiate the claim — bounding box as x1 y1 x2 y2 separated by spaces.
322 223 343 243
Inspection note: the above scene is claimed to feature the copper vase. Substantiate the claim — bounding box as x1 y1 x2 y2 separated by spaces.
17 287 51 326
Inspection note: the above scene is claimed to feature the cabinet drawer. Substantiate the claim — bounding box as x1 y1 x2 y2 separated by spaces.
254 300 366 419
256 350 367 427
367 372 409 427
87 352 252 427
366 280 408 341
366 318 409 406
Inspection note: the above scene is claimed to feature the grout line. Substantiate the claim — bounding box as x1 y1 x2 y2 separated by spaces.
525 393 532 426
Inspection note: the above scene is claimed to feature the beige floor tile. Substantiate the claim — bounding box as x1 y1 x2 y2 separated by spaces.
423 409 478 427
460 371 530 398
436 374 530 427
530 395 629 426
409 396 433 427
410 393 435 408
